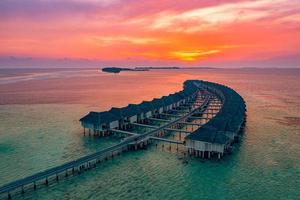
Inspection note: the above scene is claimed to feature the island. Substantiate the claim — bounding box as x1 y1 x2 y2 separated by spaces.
101 67 180 73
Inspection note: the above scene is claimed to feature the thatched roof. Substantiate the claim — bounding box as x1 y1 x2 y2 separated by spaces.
80 80 199 125
186 80 246 144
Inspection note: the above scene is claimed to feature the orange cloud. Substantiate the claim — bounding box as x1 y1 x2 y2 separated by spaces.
170 50 221 61
0 0 299 66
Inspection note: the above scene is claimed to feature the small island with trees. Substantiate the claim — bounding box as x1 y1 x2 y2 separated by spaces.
101 67 180 73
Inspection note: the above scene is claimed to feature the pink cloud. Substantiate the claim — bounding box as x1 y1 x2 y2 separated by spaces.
0 0 299 67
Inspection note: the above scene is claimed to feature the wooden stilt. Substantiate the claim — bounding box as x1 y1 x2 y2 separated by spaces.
8 193 11 200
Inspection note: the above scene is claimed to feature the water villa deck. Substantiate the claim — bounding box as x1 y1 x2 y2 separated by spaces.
0 80 246 199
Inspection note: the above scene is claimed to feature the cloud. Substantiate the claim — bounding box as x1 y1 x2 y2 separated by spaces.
0 0 118 20
170 50 221 61
148 0 299 33
0 0 300 66
88 36 164 46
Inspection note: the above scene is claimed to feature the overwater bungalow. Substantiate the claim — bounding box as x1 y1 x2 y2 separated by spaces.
151 98 165 116
0 80 247 200
79 81 200 134
170 92 183 107
108 107 126 129
136 101 154 123
112 104 140 129
80 79 245 159
185 80 246 159
161 95 175 111
79 111 120 135
185 126 231 159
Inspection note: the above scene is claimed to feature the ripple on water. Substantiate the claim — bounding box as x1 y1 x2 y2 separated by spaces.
1 69 300 200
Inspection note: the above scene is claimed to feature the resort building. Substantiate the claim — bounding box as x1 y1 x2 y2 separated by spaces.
185 80 246 159
80 80 246 159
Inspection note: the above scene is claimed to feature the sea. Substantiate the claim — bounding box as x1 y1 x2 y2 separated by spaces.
0 68 299 200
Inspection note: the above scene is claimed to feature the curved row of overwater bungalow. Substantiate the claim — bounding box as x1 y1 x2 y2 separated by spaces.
0 80 247 200
185 80 246 159
80 80 199 135
80 80 246 159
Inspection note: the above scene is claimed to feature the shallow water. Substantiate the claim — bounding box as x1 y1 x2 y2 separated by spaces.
0 68 299 200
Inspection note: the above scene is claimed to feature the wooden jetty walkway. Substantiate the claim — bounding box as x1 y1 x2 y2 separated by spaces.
147 118 171 122
0 94 211 199
0 80 246 199
164 128 191 134
0 141 130 198
149 136 184 144
109 129 139 136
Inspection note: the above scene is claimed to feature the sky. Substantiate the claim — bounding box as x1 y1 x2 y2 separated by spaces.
0 0 300 68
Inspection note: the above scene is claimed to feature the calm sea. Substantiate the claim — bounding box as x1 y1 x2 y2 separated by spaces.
0 68 299 200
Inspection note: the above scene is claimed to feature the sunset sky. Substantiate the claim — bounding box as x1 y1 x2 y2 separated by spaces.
0 0 300 67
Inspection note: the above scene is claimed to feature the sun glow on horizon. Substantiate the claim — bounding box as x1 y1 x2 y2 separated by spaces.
0 0 300 67
170 50 221 62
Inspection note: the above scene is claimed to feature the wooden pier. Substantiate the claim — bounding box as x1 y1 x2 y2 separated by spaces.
147 118 171 122
149 136 184 144
164 128 191 134
0 141 131 199
0 80 246 199
130 123 159 129
109 129 139 136
0 95 210 199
